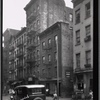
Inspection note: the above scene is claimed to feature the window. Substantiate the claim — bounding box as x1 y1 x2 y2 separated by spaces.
37 36 40 44
48 54 51 62
75 9 80 24
42 42 46 49
69 14 73 22
86 50 91 64
77 75 84 90
48 38 51 46
37 5 39 10
37 50 39 59
55 66 57 77
42 69 45 76
85 25 91 36
42 56 45 63
85 2 90 18
54 35 58 46
37 20 40 26
48 68 51 76
76 53 80 68
76 30 80 44
54 52 57 61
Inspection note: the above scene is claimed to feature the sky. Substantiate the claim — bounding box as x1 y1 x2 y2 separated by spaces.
3 0 73 33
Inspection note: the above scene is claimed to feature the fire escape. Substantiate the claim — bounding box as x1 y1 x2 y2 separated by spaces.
26 29 37 78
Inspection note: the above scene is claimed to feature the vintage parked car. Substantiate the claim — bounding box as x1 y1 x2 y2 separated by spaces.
13 84 46 100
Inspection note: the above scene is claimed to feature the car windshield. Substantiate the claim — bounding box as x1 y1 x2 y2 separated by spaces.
29 88 45 95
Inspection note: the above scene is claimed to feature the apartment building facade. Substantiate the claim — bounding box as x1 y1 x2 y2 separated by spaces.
8 27 27 85
24 0 73 84
3 29 19 91
39 22 73 97
72 0 93 95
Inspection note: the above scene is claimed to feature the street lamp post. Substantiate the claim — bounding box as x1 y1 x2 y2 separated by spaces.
56 37 59 100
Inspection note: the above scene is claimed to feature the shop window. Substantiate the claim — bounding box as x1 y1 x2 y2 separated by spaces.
77 75 84 90
77 83 84 90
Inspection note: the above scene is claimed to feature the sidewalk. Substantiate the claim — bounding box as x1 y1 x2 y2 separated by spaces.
46 96 72 100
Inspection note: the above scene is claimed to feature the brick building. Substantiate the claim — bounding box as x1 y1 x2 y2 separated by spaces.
24 0 73 85
3 29 19 92
72 0 93 96
39 22 73 97
8 27 27 85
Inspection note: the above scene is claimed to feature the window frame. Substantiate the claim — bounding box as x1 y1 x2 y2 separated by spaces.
54 52 57 61
85 2 91 19
76 30 80 45
48 38 52 47
42 56 45 64
54 35 58 46
85 25 91 36
86 50 91 64
42 41 46 49
48 54 51 62
69 13 73 22
76 53 80 68
75 9 80 24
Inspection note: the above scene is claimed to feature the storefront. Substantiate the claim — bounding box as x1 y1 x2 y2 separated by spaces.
74 71 93 95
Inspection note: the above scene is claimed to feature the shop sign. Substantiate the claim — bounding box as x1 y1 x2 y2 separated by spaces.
65 71 70 77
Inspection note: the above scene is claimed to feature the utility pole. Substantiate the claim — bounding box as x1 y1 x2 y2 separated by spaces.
56 37 59 100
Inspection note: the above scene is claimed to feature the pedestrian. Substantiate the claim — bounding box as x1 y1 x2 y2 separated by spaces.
53 91 57 100
89 90 93 99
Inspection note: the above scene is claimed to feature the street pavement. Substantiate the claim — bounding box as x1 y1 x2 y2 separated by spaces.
46 96 72 100
2 94 10 100
2 95 72 100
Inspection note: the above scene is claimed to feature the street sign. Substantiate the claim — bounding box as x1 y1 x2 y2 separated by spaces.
65 71 70 77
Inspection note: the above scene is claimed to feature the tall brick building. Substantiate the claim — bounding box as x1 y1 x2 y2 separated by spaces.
39 22 73 97
72 0 93 96
24 0 73 86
